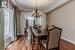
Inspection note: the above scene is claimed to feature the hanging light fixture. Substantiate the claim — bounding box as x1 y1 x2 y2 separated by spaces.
32 0 43 17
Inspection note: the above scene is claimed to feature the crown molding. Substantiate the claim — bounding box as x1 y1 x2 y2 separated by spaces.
45 0 70 13
11 0 70 13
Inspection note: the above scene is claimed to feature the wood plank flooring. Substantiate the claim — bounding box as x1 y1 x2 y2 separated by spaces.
4 35 44 50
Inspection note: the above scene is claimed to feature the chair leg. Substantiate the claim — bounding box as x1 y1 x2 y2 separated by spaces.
40 44 42 50
58 47 59 50
32 38 34 50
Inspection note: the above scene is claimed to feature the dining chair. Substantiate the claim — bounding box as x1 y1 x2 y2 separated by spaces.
41 26 62 50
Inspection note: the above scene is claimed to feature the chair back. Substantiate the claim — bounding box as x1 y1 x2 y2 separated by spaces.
47 27 62 49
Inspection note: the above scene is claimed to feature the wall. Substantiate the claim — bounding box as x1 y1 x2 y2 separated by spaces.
0 8 4 50
15 8 21 35
47 0 75 44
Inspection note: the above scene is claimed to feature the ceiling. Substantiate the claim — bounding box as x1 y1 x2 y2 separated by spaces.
11 0 69 12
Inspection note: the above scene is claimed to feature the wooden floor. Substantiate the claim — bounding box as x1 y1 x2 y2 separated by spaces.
4 35 44 50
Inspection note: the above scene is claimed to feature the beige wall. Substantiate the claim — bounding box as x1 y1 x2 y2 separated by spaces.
15 8 21 35
47 0 75 44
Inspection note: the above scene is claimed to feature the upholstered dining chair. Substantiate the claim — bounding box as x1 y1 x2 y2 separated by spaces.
41 26 62 50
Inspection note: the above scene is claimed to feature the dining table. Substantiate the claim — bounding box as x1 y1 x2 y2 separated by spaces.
31 27 48 50
32 27 47 36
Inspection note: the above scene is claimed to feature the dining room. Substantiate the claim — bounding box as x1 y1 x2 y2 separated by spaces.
0 0 75 50
4 11 62 50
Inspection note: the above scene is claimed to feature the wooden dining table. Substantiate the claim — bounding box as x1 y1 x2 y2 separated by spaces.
32 28 47 42
32 27 47 37
31 27 47 50
34 30 47 37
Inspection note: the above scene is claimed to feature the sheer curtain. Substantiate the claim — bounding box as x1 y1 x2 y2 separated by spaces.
20 12 34 35
4 8 15 44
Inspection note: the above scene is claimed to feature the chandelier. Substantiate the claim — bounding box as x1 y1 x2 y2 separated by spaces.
32 0 43 17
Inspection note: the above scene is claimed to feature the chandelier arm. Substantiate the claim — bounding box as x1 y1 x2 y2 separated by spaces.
32 0 42 17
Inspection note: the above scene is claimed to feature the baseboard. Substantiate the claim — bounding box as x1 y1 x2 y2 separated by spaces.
5 41 15 49
61 37 75 44
60 38 75 50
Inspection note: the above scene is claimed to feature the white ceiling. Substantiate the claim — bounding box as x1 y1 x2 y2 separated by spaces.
11 0 70 12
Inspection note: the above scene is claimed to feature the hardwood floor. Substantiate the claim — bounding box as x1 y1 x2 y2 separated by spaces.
4 35 75 50
60 39 75 50
4 35 44 50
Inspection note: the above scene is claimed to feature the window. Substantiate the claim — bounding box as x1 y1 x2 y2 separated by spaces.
4 10 10 37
